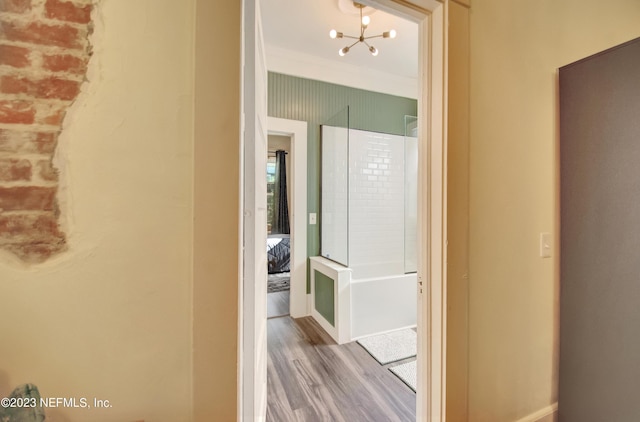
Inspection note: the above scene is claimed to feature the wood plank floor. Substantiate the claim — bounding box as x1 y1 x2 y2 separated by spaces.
267 291 290 319
267 316 416 422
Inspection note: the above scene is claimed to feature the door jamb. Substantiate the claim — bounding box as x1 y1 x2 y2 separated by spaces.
364 1 448 420
267 117 309 318
240 0 448 421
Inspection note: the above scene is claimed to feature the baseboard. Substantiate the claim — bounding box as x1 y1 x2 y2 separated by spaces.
514 402 558 422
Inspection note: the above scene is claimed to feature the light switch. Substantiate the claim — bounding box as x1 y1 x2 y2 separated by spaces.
540 232 552 258
309 213 317 225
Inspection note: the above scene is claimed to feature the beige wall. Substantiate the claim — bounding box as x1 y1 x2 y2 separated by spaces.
468 0 640 420
446 2 470 421
0 1 195 421
193 1 241 421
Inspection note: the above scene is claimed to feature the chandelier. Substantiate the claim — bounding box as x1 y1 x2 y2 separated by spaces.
329 2 397 57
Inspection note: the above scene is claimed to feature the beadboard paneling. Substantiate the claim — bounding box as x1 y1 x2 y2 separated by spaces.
268 72 417 290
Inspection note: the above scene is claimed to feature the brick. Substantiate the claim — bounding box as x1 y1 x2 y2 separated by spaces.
0 44 30 68
37 106 66 126
0 100 35 124
0 20 82 49
39 134 59 154
33 132 58 153
1 76 80 101
45 0 92 24
0 212 67 263
37 160 57 181
0 0 31 13
0 130 58 154
43 53 87 74
0 186 57 211
0 213 63 244
0 158 31 181
4 241 66 263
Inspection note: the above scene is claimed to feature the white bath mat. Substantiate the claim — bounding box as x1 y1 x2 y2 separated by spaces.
356 328 417 365
389 360 417 392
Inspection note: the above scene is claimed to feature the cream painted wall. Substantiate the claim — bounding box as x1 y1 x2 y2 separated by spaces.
446 2 470 421
192 1 241 421
0 1 195 421
469 1 640 420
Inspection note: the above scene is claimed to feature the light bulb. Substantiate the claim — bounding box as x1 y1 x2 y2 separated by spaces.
362 15 370 26
339 46 349 56
383 30 397 39
369 46 378 56
330 29 337 39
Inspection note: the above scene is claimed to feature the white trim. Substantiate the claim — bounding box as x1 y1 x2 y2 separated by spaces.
241 0 269 419
423 5 447 422
266 44 418 99
309 256 352 344
267 117 309 318
366 1 448 421
514 403 559 422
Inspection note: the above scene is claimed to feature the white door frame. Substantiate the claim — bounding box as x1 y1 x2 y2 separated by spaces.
241 0 448 420
241 0 269 420
361 2 448 420
267 117 308 318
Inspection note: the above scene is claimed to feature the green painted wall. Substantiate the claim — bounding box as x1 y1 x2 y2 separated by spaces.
314 270 335 326
268 72 418 289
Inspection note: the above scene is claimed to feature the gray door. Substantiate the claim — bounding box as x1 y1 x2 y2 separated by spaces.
559 37 640 421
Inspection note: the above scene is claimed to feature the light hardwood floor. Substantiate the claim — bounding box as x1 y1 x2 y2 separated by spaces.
267 291 290 319
267 316 416 421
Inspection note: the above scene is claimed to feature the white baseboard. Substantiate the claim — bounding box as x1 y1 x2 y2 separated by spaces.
514 402 558 422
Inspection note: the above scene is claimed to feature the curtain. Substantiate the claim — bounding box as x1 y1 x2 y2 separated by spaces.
272 150 290 234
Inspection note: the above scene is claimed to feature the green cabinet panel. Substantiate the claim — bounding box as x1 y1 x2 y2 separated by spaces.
314 270 335 327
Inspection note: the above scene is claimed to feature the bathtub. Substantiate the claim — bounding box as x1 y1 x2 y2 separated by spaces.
310 256 417 344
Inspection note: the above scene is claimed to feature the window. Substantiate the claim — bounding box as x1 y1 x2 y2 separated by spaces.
266 157 276 233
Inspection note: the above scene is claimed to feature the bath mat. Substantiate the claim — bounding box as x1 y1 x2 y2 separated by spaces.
356 328 417 365
389 360 417 392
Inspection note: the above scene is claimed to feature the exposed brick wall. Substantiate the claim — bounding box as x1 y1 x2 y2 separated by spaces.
0 0 93 263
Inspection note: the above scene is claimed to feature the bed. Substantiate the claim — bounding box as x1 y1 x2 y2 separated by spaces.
267 234 290 274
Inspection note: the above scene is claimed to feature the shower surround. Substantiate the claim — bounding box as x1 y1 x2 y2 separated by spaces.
313 124 417 343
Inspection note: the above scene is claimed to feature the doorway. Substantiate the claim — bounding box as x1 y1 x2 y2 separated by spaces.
241 1 448 421
266 117 308 319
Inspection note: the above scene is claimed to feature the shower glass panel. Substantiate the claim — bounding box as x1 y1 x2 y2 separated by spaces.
320 106 349 266
404 116 418 273
321 111 419 277
348 128 406 279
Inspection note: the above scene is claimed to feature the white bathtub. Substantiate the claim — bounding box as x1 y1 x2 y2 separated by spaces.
310 256 417 344
350 273 417 339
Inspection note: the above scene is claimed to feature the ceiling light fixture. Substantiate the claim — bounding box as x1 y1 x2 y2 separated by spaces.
329 2 396 57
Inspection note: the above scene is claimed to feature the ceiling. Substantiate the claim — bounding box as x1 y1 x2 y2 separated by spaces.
261 0 419 96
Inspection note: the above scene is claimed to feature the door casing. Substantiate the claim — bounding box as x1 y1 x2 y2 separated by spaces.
268 117 308 319
240 0 449 421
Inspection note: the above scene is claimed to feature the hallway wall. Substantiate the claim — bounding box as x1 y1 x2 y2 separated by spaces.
468 0 640 420
0 1 195 421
